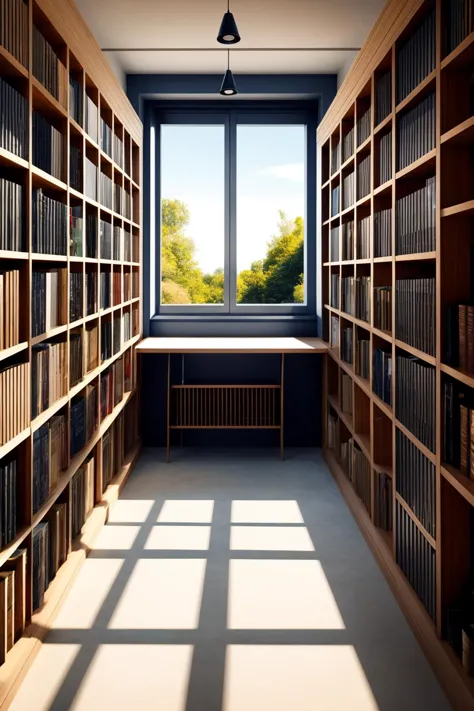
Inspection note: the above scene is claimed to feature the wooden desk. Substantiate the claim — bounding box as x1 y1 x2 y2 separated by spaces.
136 337 328 461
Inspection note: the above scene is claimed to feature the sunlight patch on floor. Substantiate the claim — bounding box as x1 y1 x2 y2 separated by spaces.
145 525 211 550
230 525 314 551
107 499 155 523
157 500 215 523
231 500 304 524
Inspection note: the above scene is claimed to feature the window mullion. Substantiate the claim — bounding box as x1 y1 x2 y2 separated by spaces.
228 113 237 313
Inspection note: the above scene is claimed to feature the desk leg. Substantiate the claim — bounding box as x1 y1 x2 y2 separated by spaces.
280 353 285 461
167 353 171 463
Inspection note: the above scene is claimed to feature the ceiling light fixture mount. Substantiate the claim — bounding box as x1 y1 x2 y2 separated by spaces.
220 50 238 96
217 0 241 45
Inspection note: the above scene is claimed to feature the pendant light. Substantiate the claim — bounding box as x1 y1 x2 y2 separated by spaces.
220 50 238 96
217 0 241 44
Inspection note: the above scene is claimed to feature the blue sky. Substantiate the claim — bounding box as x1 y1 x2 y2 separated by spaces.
160 124 305 274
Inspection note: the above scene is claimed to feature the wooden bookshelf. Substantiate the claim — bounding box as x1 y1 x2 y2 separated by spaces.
320 0 474 708
0 0 142 702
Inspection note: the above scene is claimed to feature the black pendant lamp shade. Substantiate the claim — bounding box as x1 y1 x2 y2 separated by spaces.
220 52 238 95
217 2 240 44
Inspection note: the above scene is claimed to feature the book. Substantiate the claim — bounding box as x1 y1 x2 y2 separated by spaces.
396 9 435 104
396 427 436 537
0 571 15 665
0 362 29 445
32 26 68 108
0 177 24 251
0 0 28 68
0 76 28 159
2 549 26 642
32 190 68 255
32 111 64 182
31 269 67 338
375 70 391 126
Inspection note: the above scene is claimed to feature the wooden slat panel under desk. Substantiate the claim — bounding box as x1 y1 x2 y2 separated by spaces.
136 337 328 354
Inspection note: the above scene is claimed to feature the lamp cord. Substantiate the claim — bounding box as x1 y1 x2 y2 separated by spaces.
228 49 230 69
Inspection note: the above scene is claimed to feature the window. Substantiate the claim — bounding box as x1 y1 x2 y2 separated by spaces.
157 106 316 315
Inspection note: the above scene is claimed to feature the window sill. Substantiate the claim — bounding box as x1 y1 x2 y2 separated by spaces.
150 314 318 338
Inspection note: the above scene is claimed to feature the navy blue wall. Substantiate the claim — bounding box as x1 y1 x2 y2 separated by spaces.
129 73 336 448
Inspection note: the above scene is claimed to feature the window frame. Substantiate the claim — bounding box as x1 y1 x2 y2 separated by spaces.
154 102 317 317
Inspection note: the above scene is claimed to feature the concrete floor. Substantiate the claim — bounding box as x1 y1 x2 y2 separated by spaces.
11 448 451 711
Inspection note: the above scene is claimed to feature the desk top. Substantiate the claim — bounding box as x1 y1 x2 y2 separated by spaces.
136 337 328 354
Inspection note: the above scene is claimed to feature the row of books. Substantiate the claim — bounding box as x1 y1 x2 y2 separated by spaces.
396 9 436 104
85 96 99 144
0 76 28 159
357 216 370 259
85 158 97 202
355 338 370 379
113 314 121 355
341 326 353 365
396 500 436 621
331 141 340 176
343 171 355 210
0 269 20 351
32 189 68 255
101 320 112 362
69 78 83 127
0 456 18 548
355 275 371 323
100 173 113 211
331 186 339 217
357 156 370 201
100 359 124 421
70 332 83 388
70 271 83 323
0 548 26 664
100 221 113 260
33 415 67 514
0 0 28 67
87 271 98 315
0 177 23 251
114 135 125 171
343 126 355 163
31 269 67 338
331 315 339 349
86 324 99 374
32 26 68 108
342 221 354 261
132 305 139 336
396 428 436 538
443 379 474 478
71 457 95 539
378 131 392 185
100 271 111 310
375 70 391 127
101 119 113 158
70 384 98 457
113 272 122 305
395 176 435 255
342 438 371 514
397 93 435 172
341 276 354 315
395 277 436 356
102 415 125 491
86 212 98 259
330 227 339 261
70 144 82 193
32 342 67 418
444 0 472 56
341 372 352 414
374 471 392 531
33 111 64 183
33 504 68 612
357 107 371 147
374 208 392 258
449 304 474 375
373 348 392 406
374 285 392 331
327 410 338 451
0 362 29 445
330 274 339 309
396 355 435 452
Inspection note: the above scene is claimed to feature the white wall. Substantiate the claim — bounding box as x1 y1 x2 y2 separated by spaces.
337 51 358 91
104 51 126 91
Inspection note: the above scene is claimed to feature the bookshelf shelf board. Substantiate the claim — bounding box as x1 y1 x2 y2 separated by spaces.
31 253 67 262
372 392 393 419
356 136 372 154
441 464 474 509
322 179 331 190
395 492 436 550
374 180 393 196
84 133 100 152
0 44 28 79
131 179 140 191
374 114 393 135
341 259 355 265
441 30 474 70
341 155 355 172
0 525 30 571
328 393 354 435
131 221 140 230
356 194 371 209
0 428 30 463
341 205 355 218
31 77 67 119
68 369 99 400
84 257 98 264
0 342 28 364
355 431 371 460
69 117 83 137
373 256 393 263
30 324 68 347
439 363 474 390
331 351 373 399
394 339 436 366
0 147 28 171
31 165 68 192
395 70 436 115
31 395 69 433
378 528 393 552
395 252 437 262
441 200 474 219
0 250 28 261
395 149 437 181
69 256 84 264
373 462 393 479
441 116 474 146
69 187 83 200
100 149 113 167
372 326 392 343
323 219 331 227
355 257 371 264
395 419 436 465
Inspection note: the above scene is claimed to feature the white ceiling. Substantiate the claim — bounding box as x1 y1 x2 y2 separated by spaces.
75 0 386 76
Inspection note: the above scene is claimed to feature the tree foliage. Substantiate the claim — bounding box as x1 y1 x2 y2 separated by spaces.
161 198 304 305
